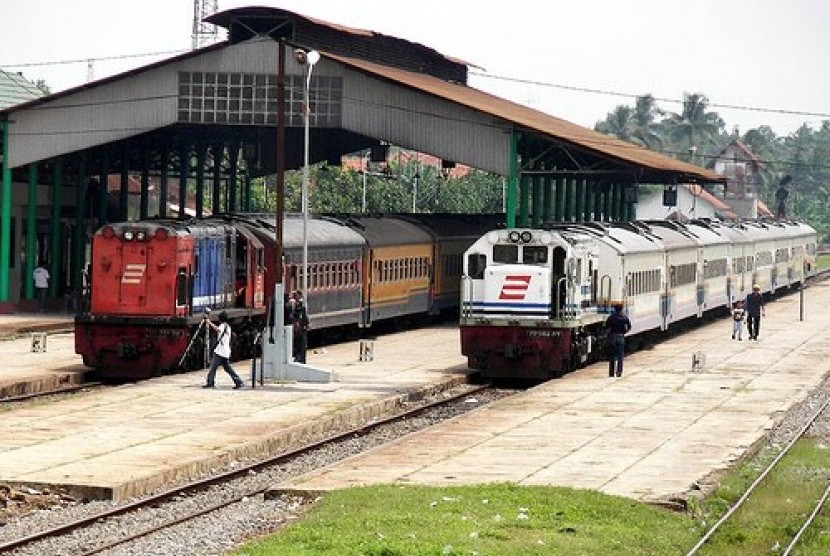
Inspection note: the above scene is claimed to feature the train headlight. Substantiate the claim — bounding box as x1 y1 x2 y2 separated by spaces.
520 231 532 243
135 231 146 241
154 228 169 240
486 231 499 244
508 231 521 243
123 231 134 241
540 232 553 245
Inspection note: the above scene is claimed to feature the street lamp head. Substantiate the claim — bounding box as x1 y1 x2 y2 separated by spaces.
294 48 321 67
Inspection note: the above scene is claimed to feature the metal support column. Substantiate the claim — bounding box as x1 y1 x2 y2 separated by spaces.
244 167 252 212
585 181 595 221
0 120 10 303
554 178 565 221
518 174 530 227
119 145 129 221
140 148 149 219
98 151 109 227
50 160 62 297
212 143 223 213
574 179 586 222
531 174 543 227
195 142 206 218
564 178 574 222
159 148 169 218
228 144 239 213
542 175 553 223
71 155 87 295
25 163 37 300
506 131 519 228
178 144 188 219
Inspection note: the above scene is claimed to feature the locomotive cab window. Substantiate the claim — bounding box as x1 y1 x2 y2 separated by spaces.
523 246 548 264
176 267 189 308
467 253 486 280
493 244 518 263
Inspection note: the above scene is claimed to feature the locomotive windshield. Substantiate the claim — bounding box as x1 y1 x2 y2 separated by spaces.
492 244 518 263
523 246 548 264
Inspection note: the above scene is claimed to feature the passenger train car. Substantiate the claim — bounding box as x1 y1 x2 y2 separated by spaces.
459 219 817 380
75 212 502 379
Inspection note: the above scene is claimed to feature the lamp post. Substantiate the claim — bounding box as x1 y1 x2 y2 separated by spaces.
300 50 320 302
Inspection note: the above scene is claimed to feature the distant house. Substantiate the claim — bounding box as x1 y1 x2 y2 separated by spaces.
636 183 736 221
709 139 765 219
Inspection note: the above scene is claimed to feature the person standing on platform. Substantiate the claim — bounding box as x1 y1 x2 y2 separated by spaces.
605 303 631 377
731 299 746 341
291 290 310 364
33 262 50 312
202 311 244 389
745 285 766 340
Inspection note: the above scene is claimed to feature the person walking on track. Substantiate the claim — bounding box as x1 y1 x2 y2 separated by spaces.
745 284 765 340
202 311 244 389
605 303 631 377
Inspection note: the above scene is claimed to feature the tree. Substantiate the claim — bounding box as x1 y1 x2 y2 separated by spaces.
661 93 725 161
594 105 635 142
630 94 664 150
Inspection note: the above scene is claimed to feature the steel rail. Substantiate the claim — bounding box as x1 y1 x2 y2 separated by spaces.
0 383 495 554
685 394 830 555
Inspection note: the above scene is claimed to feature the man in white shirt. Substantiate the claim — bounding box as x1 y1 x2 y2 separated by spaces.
202 311 244 389
33 263 50 312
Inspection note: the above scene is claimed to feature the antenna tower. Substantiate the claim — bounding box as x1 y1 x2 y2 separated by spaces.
192 0 219 50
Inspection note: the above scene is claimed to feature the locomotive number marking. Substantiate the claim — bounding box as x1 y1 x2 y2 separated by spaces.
121 264 147 284
499 275 531 300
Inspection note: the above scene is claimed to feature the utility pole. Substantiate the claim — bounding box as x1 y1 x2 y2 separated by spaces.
192 0 219 50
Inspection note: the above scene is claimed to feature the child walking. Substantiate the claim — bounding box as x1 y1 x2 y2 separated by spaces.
731 300 746 341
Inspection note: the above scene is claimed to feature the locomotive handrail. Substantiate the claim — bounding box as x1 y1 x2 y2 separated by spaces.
460 275 473 318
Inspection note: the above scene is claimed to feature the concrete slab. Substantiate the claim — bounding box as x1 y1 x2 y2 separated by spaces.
279 281 830 503
0 324 471 500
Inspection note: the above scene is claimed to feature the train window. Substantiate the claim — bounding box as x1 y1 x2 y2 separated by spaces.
523 246 548 264
467 253 486 280
493 244 519 263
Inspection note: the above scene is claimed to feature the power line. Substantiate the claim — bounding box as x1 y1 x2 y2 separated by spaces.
470 71 830 120
1 49 189 69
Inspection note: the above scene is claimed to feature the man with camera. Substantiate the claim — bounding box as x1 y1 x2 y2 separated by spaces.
202 310 245 389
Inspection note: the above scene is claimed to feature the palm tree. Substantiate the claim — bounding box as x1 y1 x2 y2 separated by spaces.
662 93 725 161
594 105 635 142
630 94 664 150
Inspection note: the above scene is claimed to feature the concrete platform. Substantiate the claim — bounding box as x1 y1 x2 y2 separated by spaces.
0 325 470 500
278 282 830 504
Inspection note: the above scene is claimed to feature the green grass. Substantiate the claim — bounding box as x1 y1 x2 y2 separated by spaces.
695 439 830 555
816 253 830 271
233 484 700 555
231 437 830 556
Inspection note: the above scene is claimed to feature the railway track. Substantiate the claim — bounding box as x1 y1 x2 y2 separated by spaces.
0 382 103 404
685 387 830 556
0 383 519 556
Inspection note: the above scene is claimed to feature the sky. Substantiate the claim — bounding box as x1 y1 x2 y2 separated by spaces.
1 0 828 137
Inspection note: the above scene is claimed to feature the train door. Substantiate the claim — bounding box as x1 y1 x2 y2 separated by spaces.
234 226 265 309
550 246 566 318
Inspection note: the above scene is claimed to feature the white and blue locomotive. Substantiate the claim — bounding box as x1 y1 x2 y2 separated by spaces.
460 219 817 380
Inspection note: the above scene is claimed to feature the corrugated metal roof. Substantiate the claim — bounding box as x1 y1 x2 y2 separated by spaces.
0 70 44 110
325 52 724 184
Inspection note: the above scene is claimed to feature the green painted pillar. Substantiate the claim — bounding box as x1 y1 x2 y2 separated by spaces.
506 131 519 228
244 169 252 212
563 178 574 222
159 148 169 218
0 120 10 303
531 174 543 227
542 175 553 223
72 155 87 294
518 174 530 227
585 181 595 221
228 145 239 213
554 178 564 221
25 163 37 300
49 160 62 297
195 142 206 218
212 142 223 214
178 145 188 219
614 184 623 221
575 179 586 221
